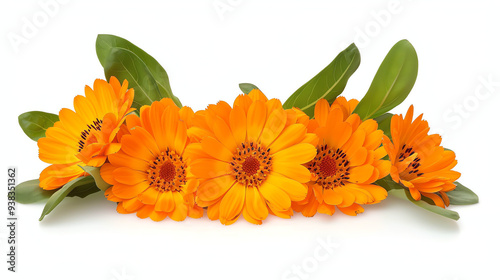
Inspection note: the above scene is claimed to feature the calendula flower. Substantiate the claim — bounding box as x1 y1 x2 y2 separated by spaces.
101 98 203 221
382 105 460 208
186 90 317 225
292 98 390 217
37 77 134 190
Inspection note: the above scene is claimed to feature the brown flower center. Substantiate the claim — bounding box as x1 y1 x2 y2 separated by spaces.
159 161 176 182
77 118 103 152
147 148 186 192
231 142 272 188
398 144 423 179
307 144 350 189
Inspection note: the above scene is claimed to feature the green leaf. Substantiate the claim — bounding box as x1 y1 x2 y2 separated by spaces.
375 176 401 191
353 40 418 120
96 34 181 108
389 188 460 220
67 182 100 198
283 43 361 117
14 178 100 204
39 176 96 221
447 182 479 205
374 113 393 140
18 111 59 141
79 166 111 191
14 180 56 204
239 83 259 94
103 48 163 109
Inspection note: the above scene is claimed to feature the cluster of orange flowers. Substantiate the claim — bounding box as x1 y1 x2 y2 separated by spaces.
38 78 460 224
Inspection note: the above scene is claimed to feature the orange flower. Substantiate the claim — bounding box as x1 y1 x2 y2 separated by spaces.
37 77 134 190
101 98 202 221
186 89 318 225
382 105 460 208
292 98 390 217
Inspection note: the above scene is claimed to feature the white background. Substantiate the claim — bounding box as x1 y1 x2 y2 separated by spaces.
1 1 499 279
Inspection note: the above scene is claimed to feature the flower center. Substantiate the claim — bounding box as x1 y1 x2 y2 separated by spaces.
78 118 103 152
307 144 350 189
398 144 423 179
242 157 260 175
147 148 186 192
231 142 272 187
159 161 176 182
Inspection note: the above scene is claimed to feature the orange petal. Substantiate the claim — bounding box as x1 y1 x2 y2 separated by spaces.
219 183 246 221
112 167 147 185
190 158 231 178
246 100 267 143
245 186 269 221
259 182 291 211
265 173 308 201
197 175 235 202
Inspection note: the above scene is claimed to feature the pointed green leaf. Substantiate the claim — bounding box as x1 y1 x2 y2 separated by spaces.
39 176 95 221
374 113 393 140
447 182 479 205
375 176 401 191
67 182 100 198
353 40 418 120
14 180 56 204
283 43 361 117
389 188 460 221
239 83 259 94
96 34 181 107
18 111 59 141
103 48 164 109
15 178 100 204
80 166 111 191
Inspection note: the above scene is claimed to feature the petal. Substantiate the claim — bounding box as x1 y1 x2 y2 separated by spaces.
258 182 291 211
112 181 150 199
112 167 147 185
268 124 307 151
272 161 311 183
129 126 160 156
121 134 155 162
169 192 188 221
197 175 235 202
245 186 269 221
272 143 316 164
314 99 330 127
201 136 233 162
323 188 343 205
155 191 175 213
259 109 287 147
265 173 308 201
190 158 231 178
229 105 247 145
219 183 246 221
338 203 364 216
247 100 267 143
108 152 149 171
137 187 160 205
349 165 375 184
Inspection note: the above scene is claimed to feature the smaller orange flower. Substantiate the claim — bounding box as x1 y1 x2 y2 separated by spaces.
102 99 202 221
293 98 390 217
38 77 134 190
382 105 461 208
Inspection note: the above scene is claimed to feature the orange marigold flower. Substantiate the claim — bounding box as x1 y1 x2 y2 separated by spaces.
382 105 461 208
186 89 318 225
37 77 134 190
292 99 391 217
102 98 202 222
